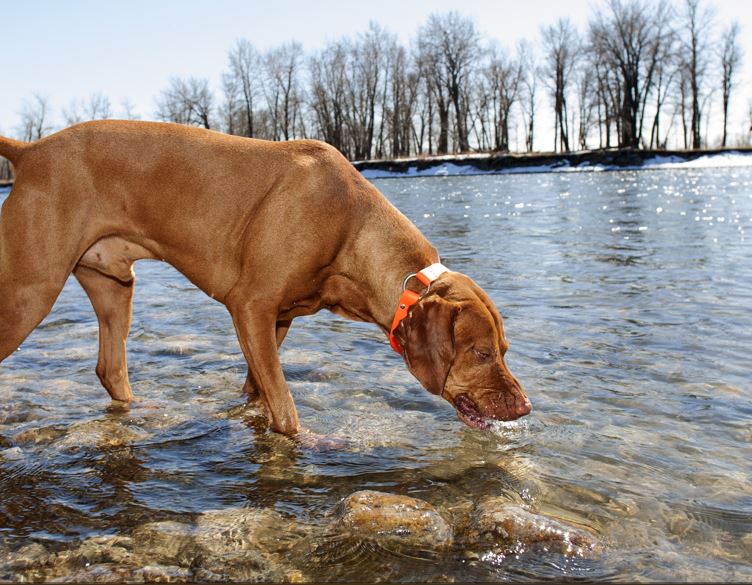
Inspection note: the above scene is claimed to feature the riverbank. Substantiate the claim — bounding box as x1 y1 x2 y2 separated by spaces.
353 147 752 178
2 148 752 188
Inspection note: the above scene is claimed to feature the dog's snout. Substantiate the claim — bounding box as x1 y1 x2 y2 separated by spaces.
516 399 532 418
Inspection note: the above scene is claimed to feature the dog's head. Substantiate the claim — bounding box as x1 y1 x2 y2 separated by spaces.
393 272 531 429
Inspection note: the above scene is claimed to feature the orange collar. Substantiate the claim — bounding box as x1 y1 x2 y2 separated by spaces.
389 263 450 354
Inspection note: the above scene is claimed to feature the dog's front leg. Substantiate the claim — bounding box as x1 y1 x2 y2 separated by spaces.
241 318 292 401
229 305 299 435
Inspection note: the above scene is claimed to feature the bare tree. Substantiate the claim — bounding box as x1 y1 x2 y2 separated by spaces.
84 93 112 120
471 65 493 151
679 0 714 149
120 99 141 120
589 48 622 149
541 18 579 152
720 22 742 147
341 23 392 159
575 64 597 150
63 101 84 126
419 12 481 153
309 40 350 155
374 27 402 159
226 40 262 137
416 30 450 154
589 0 671 149
220 70 241 135
482 45 522 152
63 92 112 125
676 73 691 148
155 77 214 129
263 41 305 141
411 51 435 155
18 93 53 141
647 27 678 149
517 40 538 152
384 42 419 158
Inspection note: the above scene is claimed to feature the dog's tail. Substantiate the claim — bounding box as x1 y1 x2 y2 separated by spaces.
0 135 27 165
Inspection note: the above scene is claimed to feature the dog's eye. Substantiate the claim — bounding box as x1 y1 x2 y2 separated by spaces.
473 347 493 362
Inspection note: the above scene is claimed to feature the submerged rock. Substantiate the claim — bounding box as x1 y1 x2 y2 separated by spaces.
131 520 196 565
0 446 24 460
332 490 453 549
56 562 192 583
742 533 752 555
468 498 599 557
14 424 66 445
13 419 149 451
2 509 309 582
191 550 283 583
5 542 50 570
55 419 150 450
1 535 141 582
54 535 136 566
132 507 309 581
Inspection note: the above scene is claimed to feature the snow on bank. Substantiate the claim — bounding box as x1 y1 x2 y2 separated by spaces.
359 151 752 179
641 152 752 170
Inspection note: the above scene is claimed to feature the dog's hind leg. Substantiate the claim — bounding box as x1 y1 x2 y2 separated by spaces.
0 187 77 363
74 264 135 402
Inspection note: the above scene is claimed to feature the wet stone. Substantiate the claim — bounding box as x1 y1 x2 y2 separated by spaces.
742 533 752 555
0 403 36 425
14 424 67 445
132 508 306 581
56 563 192 583
7 542 49 570
0 446 24 460
131 521 195 564
1 535 139 582
468 498 600 557
332 490 453 549
55 419 151 450
191 550 281 583
55 534 136 567
0 510 310 582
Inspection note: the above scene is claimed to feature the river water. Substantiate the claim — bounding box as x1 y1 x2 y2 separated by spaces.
0 167 750 581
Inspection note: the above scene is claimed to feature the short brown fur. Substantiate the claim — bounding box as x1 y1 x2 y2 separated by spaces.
0 121 530 434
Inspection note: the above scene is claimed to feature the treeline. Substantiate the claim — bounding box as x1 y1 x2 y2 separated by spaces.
5 0 746 179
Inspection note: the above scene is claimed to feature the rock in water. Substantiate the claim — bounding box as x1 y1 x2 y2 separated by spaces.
131 520 196 564
470 499 599 557
132 507 309 581
332 490 453 549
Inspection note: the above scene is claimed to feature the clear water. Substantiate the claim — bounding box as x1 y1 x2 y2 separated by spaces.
0 168 750 581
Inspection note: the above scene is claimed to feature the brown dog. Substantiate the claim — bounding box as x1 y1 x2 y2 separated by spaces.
0 121 531 435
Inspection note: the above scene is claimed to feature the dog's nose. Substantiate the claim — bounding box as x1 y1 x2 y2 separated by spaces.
516 399 532 418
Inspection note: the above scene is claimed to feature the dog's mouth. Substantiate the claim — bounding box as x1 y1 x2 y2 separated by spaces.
452 394 490 430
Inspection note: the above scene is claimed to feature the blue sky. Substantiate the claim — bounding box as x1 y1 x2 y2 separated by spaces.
1 0 750 146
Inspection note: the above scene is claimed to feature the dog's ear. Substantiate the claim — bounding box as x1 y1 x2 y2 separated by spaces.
395 296 458 395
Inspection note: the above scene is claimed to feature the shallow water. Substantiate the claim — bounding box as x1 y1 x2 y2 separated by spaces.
0 168 751 581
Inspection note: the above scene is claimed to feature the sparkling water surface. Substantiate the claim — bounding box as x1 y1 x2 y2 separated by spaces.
0 167 750 581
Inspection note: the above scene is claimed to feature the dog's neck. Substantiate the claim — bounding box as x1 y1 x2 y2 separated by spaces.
349 234 439 336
